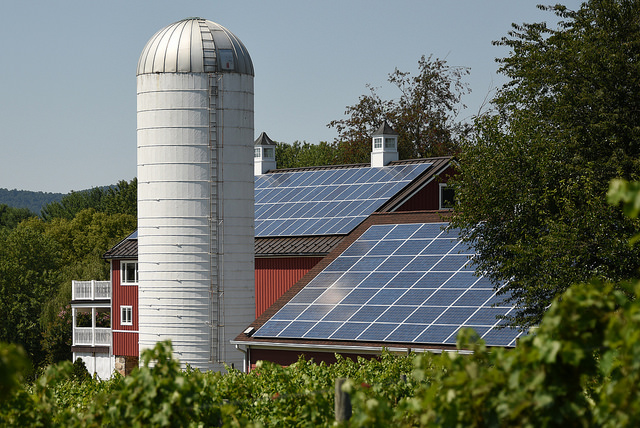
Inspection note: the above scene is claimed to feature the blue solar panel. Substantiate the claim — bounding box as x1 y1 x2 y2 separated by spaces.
332 322 369 340
378 306 416 323
386 324 426 342
368 289 405 305
324 305 360 322
304 322 342 339
254 222 523 347
359 323 398 341
356 272 395 288
255 164 431 237
299 305 335 321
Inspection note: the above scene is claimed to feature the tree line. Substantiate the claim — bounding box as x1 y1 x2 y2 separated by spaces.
0 188 64 215
0 179 137 372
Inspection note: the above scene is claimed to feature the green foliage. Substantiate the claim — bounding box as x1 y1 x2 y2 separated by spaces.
0 205 135 369
0 342 30 402
450 0 640 327
68 341 222 427
328 55 470 164
41 178 137 221
41 187 106 221
276 141 339 169
0 223 63 368
71 358 91 384
38 209 135 365
101 178 137 218
41 305 72 365
0 340 420 427
0 204 36 229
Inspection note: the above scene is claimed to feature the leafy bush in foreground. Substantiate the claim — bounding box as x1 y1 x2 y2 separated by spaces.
2 276 640 427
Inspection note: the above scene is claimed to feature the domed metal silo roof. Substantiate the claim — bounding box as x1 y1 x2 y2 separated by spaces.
137 18 254 76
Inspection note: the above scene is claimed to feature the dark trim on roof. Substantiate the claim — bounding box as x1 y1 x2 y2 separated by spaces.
255 235 344 257
70 299 111 306
232 337 459 354
103 233 138 260
72 345 110 354
235 210 453 348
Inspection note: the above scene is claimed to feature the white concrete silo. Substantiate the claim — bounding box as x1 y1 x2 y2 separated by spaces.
136 18 254 371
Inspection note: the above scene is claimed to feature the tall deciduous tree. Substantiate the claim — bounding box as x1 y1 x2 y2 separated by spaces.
0 224 62 368
328 55 470 164
0 204 35 229
0 206 136 367
450 1 640 327
41 178 137 220
275 141 338 169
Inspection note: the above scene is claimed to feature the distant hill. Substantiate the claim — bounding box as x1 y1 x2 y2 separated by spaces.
0 188 65 215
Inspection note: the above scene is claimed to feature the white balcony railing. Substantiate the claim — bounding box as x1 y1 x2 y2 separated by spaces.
73 327 112 346
72 280 111 300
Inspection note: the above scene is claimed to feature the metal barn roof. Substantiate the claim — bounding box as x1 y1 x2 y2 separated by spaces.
103 230 138 259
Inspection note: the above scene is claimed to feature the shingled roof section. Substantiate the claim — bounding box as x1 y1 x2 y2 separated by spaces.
255 235 344 257
102 232 138 259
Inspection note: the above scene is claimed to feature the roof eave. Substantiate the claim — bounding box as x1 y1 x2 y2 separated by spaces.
230 339 473 354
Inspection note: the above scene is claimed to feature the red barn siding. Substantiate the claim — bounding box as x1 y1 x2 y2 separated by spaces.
255 257 322 317
113 332 139 357
111 259 139 356
396 165 455 211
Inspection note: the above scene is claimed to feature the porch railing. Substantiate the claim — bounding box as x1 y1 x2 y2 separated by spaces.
73 327 112 346
72 280 111 300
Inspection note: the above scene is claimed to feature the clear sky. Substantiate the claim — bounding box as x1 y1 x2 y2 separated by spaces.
0 0 582 193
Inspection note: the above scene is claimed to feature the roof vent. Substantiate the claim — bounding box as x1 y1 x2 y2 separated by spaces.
371 121 399 167
254 132 277 175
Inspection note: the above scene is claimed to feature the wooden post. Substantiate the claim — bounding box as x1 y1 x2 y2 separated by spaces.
335 378 352 422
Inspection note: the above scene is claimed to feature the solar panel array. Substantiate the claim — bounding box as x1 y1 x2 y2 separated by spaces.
254 222 522 347
254 163 431 237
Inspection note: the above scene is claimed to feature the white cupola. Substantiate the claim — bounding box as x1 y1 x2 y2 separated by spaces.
371 121 399 167
254 132 277 175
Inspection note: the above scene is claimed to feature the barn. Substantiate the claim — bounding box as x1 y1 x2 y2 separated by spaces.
71 122 522 377
232 126 522 371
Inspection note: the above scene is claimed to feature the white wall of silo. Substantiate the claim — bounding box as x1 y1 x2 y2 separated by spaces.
137 71 254 371
216 73 255 371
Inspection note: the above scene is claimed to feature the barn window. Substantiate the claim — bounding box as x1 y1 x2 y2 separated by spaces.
121 261 138 284
439 183 454 210
121 306 133 326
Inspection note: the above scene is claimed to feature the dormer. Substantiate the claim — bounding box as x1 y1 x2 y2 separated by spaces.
254 132 277 175
371 121 399 167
